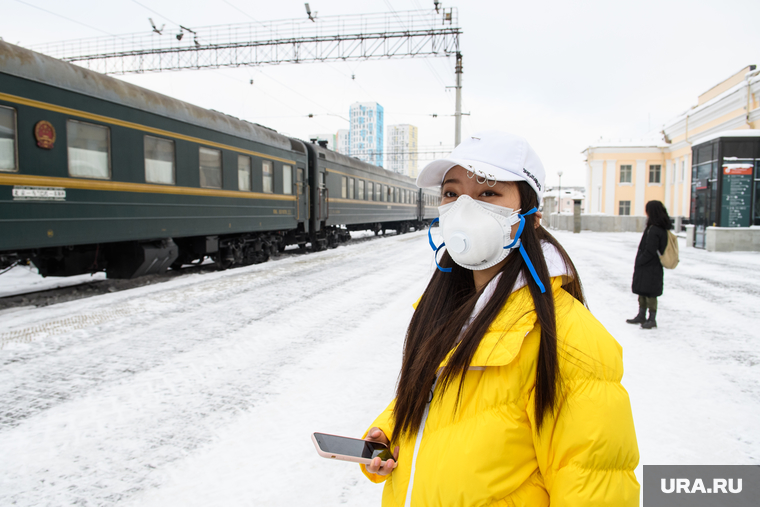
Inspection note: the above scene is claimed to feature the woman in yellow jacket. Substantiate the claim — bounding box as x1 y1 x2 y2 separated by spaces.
361 131 639 506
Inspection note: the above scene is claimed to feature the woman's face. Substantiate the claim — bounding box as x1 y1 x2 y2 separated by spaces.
440 165 521 211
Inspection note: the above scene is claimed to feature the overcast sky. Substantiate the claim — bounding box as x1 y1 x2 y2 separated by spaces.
4 0 760 186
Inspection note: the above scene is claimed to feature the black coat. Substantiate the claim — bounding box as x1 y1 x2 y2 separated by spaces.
632 225 668 297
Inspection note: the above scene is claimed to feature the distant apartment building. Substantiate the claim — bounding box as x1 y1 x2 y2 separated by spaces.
349 102 384 166
336 129 349 155
387 124 419 177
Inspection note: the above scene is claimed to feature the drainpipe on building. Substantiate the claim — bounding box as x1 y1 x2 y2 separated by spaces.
746 68 760 126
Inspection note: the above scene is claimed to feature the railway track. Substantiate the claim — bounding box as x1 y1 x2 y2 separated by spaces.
0 230 406 311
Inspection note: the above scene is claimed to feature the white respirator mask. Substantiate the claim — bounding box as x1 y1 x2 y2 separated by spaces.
428 195 546 293
435 195 521 271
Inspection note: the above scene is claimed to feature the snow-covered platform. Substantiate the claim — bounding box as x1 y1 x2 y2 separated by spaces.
0 230 758 506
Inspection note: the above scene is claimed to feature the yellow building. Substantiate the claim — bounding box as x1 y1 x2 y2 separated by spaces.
583 65 760 222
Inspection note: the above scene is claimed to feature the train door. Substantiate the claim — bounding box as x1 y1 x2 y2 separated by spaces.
318 170 328 222
693 178 710 249
296 166 308 230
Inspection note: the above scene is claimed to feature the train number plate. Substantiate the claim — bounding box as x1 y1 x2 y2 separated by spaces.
12 186 66 201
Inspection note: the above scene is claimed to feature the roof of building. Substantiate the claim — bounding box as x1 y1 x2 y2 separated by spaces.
584 134 668 150
694 129 760 144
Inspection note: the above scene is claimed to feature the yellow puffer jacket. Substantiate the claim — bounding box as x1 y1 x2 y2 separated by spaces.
361 278 640 506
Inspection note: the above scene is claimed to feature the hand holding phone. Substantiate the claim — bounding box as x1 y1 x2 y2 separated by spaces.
363 427 398 476
312 431 398 471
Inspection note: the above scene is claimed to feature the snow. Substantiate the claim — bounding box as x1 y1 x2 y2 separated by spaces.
0 264 107 298
1 229 759 506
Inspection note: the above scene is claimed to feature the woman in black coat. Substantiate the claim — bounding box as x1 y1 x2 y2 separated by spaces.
626 200 672 329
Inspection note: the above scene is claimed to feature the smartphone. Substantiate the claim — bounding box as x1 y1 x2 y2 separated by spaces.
312 432 397 467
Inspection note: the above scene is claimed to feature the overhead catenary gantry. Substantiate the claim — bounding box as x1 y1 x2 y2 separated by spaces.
31 8 464 144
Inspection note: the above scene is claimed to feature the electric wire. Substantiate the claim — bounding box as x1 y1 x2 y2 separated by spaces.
130 0 182 28
381 0 455 106
219 0 267 27
12 0 119 38
210 70 331 131
256 70 336 117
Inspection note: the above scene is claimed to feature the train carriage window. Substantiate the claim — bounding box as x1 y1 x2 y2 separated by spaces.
358 180 365 200
341 176 347 198
67 120 110 179
367 181 374 201
144 136 175 185
238 155 252 191
0 106 17 172
376 184 382 202
199 147 222 189
297 168 304 194
262 160 273 193
348 177 355 199
282 165 293 194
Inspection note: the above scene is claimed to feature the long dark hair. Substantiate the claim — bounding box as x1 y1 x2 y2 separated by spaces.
645 200 673 230
391 181 585 444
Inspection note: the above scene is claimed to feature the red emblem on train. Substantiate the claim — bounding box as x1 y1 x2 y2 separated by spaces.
34 120 56 149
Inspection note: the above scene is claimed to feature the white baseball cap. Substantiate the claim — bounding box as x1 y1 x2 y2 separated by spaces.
416 131 546 203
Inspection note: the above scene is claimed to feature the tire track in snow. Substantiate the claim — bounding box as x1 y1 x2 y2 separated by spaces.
0 232 431 506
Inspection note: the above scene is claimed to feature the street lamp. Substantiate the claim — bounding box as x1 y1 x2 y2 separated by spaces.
557 171 563 214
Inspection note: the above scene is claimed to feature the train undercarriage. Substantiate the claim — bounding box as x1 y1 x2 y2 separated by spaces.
0 219 428 280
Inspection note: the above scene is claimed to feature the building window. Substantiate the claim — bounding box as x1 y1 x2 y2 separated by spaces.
358 179 365 200
0 106 17 172
341 176 347 198
649 164 662 184
620 164 632 183
262 160 273 193
619 200 631 216
67 120 110 179
348 177 354 199
282 164 292 194
199 147 222 189
238 155 251 191
144 136 175 184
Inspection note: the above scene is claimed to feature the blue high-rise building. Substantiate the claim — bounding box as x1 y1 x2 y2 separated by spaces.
349 102 384 167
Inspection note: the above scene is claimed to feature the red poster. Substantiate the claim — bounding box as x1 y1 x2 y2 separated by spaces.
723 165 753 175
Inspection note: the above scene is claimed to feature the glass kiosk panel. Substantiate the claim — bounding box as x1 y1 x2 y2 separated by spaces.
692 162 713 249
755 160 760 226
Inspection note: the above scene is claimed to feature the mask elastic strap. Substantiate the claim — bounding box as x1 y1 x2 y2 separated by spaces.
503 207 546 294
428 218 453 273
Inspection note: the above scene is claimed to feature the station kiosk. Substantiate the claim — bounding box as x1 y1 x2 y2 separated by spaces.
689 132 760 250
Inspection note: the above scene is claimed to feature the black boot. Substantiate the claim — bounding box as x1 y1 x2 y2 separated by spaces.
626 307 646 325
641 310 657 329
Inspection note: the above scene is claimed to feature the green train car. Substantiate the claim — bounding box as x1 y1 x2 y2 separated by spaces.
0 41 439 279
